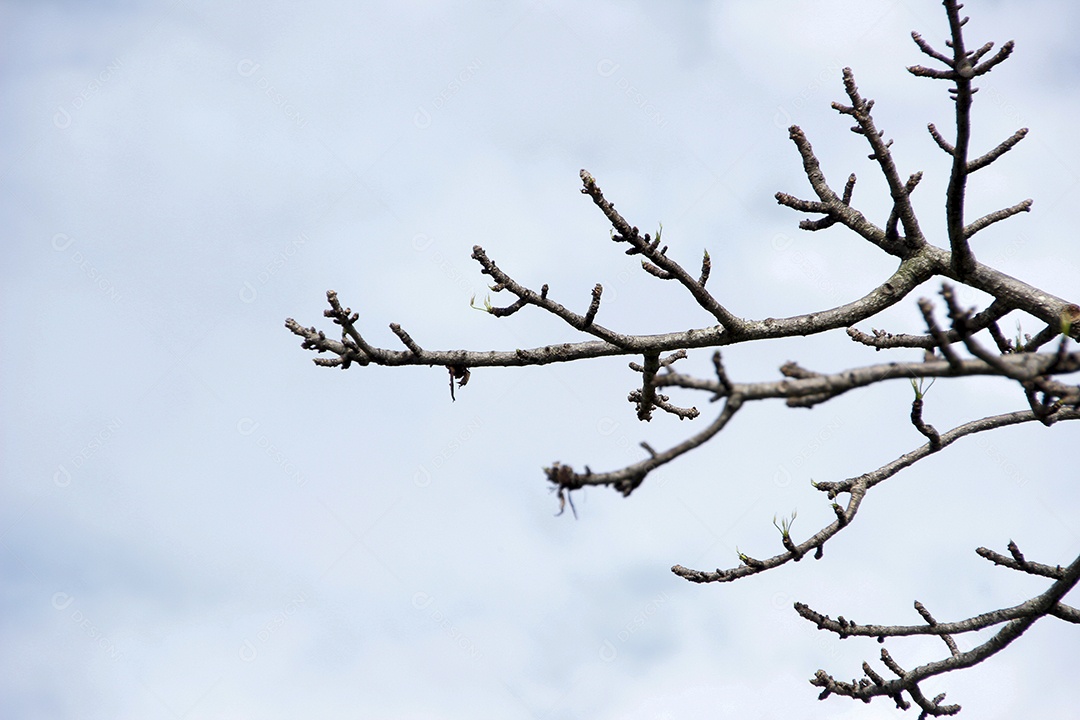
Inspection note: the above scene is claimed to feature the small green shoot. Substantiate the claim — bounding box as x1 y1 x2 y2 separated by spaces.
1013 320 1027 352
910 376 936 400
772 510 798 540
470 294 494 313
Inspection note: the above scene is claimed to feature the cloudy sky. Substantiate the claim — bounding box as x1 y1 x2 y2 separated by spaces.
3 0 1078 718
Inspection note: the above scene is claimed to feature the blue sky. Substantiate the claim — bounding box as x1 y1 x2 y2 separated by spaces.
3 1 1078 718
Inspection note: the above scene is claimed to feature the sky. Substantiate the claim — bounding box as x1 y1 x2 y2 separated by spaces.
2 0 1078 718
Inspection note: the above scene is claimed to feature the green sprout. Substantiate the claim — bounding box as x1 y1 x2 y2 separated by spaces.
1013 320 1028 352
910 376 936 400
772 510 798 539
469 294 494 313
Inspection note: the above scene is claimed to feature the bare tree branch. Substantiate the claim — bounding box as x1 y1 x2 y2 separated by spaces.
286 2 1079 714
802 547 1080 715
671 408 1079 585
